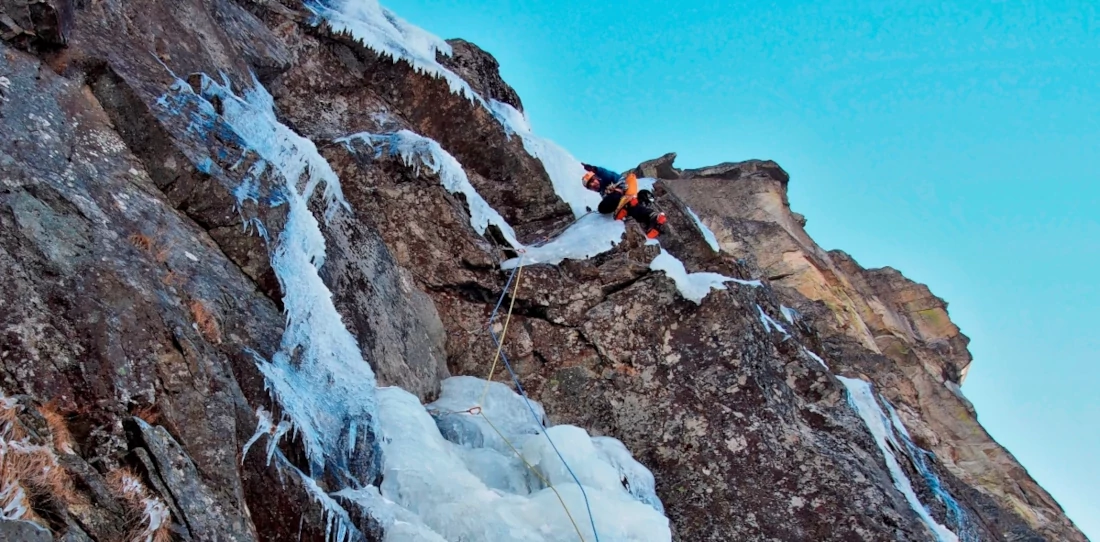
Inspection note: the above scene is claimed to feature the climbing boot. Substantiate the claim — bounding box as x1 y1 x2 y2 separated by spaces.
646 213 668 239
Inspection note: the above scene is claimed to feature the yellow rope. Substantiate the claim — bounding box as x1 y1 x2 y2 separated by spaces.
478 411 587 542
478 257 524 407
469 255 588 542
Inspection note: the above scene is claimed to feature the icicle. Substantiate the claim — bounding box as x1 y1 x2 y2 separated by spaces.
303 0 484 104
156 74 380 481
338 131 523 248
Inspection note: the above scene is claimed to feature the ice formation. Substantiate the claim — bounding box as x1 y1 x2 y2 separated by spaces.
501 213 625 269
157 74 380 480
337 129 624 270
685 206 721 252
490 100 603 218
304 0 637 269
780 305 799 324
242 407 293 467
364 378 670 542
839 377 959 542
157 72 672 540
304 0 483 103
335 486 448 542
801 347 831 370
305 0 610 230
649 248 760 304
885 403 978 542
338 130 524 248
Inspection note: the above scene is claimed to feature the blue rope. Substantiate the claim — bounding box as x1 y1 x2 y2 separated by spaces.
488 263 601 541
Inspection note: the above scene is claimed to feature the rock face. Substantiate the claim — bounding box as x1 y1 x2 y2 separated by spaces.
438 38 524 112
0 1 1086 541
656 154 1087 542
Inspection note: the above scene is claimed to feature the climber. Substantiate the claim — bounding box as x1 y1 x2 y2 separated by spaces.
581 163 667 239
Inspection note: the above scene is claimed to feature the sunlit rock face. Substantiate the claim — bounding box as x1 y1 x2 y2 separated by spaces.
654 153 1086 542
0 1 1086 541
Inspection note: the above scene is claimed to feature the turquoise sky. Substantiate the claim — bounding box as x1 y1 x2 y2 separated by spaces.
385 0 1098 537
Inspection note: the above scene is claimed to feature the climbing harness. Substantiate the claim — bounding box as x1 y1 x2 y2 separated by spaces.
433 252 601 542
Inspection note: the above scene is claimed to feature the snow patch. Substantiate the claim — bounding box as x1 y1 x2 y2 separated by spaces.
649 249 760 304
757 305 790 338
685 207 720 252
839 377 959 542
490 100 602 218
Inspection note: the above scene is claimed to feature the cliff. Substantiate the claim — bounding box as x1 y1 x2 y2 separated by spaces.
646 152 1085 541
0 1 1086 541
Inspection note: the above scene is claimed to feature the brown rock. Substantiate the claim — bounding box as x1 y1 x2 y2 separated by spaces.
0 0 1086 539
440 38 523 112
0 0 72 49
658 152 1088 542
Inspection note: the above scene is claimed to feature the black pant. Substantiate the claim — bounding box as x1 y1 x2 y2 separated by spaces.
598 193 661 230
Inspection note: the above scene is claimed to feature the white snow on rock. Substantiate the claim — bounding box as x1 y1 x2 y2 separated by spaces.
304 0 483 103
757 305 790 338
685 206 720 252
839 377 960 542
489 100 602 218
649 248 760 304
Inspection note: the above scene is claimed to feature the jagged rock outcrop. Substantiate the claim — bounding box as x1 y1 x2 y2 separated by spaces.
653 153 1087 541
0 0 1086 541
438 38 524 112
0 0 72 49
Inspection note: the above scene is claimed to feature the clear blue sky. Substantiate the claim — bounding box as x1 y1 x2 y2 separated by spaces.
384 0 1098 537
